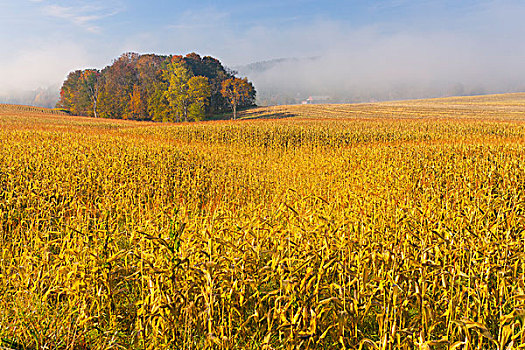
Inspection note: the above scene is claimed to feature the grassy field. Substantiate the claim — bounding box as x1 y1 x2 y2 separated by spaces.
1 93 525 349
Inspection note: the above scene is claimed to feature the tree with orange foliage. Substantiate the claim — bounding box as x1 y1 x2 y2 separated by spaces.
128 84 146 120
220 77 255 120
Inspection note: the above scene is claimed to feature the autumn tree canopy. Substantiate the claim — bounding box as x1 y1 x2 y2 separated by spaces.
57 52 256 121
164 59 212 122
220 77 256 120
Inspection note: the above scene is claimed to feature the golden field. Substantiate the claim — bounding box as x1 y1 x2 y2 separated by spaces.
1 94 525 349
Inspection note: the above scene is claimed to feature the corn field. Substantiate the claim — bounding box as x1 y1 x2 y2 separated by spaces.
1 95 525 349
0 104 69 116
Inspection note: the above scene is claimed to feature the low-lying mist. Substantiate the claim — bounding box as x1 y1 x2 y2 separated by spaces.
236 31 525 105
0 86 60 109
230 1 525 105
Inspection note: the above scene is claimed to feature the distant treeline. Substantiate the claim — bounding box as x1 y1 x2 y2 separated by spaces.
57 52 256 122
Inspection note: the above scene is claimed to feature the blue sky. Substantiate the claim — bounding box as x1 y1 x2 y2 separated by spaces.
1 0 525 96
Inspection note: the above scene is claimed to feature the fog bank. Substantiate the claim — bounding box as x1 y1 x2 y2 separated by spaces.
234 23 525 105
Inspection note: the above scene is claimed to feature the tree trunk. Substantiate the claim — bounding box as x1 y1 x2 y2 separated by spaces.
89 85 98 118
233 100 237 120
93 97 98 118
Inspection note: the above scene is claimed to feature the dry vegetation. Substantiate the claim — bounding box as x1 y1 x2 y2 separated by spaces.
1 94 525 349
0 104 69 116
239 93 525 121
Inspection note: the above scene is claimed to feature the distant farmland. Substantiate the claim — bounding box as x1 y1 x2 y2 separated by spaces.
239 92 525 121
2 93 525 349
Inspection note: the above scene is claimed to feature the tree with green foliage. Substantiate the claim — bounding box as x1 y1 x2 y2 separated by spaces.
57 69 100 117
80 69 101 118
148 81 171 122
187 76 212 121
164 59 211 122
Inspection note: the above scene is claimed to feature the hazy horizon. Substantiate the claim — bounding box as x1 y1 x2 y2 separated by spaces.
2 0 525 106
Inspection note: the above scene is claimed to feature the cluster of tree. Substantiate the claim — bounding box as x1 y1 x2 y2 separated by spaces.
57 52 256 121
